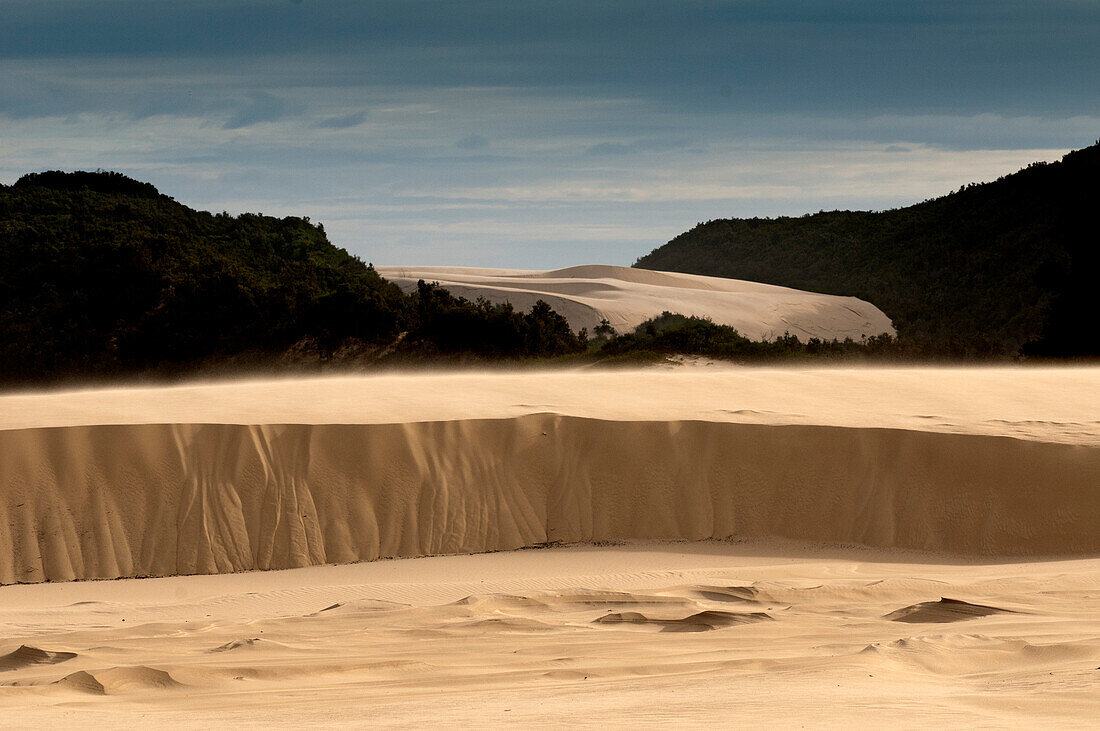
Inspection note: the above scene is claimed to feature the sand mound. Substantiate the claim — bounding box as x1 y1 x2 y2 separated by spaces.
530 589 689 609
884 598 1015 623
456 616 558 632
375 264 894 340
594 609 772 632
56 670 106 694
452 594 551 611
56 666 180 694
593 610 650 624
661 610 774 632
666 585 774 606
210 638 266 652
0 645 77 671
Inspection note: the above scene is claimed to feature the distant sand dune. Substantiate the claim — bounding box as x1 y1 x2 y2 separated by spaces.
375 264 895 340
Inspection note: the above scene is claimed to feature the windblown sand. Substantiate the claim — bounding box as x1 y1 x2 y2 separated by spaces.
1 366 1098 725
375 264 895 340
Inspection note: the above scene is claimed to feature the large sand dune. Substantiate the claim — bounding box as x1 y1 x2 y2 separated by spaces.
3 366 1100 725
375 264 895 340
1 367 1097 584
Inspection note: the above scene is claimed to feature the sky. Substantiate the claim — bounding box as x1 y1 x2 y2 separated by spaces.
2 1 1098 268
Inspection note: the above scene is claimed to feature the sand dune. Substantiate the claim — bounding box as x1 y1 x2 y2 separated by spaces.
884 597 1014 623
0 367 1097 585
1 366 1098 723
375 264 895 340
0 645 76 671
56 665 180 695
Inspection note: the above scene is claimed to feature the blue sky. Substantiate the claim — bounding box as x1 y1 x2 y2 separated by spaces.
2 1 1097 267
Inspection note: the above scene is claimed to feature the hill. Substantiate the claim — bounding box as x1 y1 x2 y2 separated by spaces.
635 143 1100 357
0 171 584 384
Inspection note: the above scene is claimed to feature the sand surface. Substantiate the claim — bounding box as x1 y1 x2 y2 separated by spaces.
2 541 1099 727
1 367 1098 586
375 264 895 340
2 366 1099 725
3 366 1096 444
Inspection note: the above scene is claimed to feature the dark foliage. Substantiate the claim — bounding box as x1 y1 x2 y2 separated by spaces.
635 143 1100 357
598 312 901 361
411 281 585 357
0 171 585 384
15 170 162 199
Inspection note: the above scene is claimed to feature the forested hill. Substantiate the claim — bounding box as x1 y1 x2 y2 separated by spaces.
0 171 584 384
635 143 1100 357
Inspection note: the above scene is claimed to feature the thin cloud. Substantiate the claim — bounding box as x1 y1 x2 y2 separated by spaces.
456 134 489 150
222 93 292 130
312 110 367 129
586 139 692 156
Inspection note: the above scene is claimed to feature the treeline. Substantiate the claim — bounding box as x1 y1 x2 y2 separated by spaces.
5 163 1089 387
635 142 1100 357
595 312 908 363
0 171 584 385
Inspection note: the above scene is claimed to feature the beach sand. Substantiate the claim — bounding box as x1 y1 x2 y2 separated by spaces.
2 541 1099 727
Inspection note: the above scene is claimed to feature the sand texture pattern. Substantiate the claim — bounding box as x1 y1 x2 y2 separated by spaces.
2 366 1098 584
375 264 895 339
2 543 1100 727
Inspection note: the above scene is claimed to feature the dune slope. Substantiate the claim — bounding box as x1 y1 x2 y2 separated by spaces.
1 415 1097 584
375 264 894 340
1 367 1097 584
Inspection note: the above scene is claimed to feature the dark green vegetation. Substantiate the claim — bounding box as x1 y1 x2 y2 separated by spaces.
636 143 1100 357
597 312 897 363
6 143 1095 388
0 171 584 385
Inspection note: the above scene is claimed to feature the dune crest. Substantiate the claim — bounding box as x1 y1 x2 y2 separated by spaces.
375 264 894 340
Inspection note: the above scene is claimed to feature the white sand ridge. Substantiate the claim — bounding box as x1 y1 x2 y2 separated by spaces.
375 264 895 340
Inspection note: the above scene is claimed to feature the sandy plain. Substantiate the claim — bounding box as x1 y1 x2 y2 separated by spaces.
2 542 1100 728
1 366 1098 727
